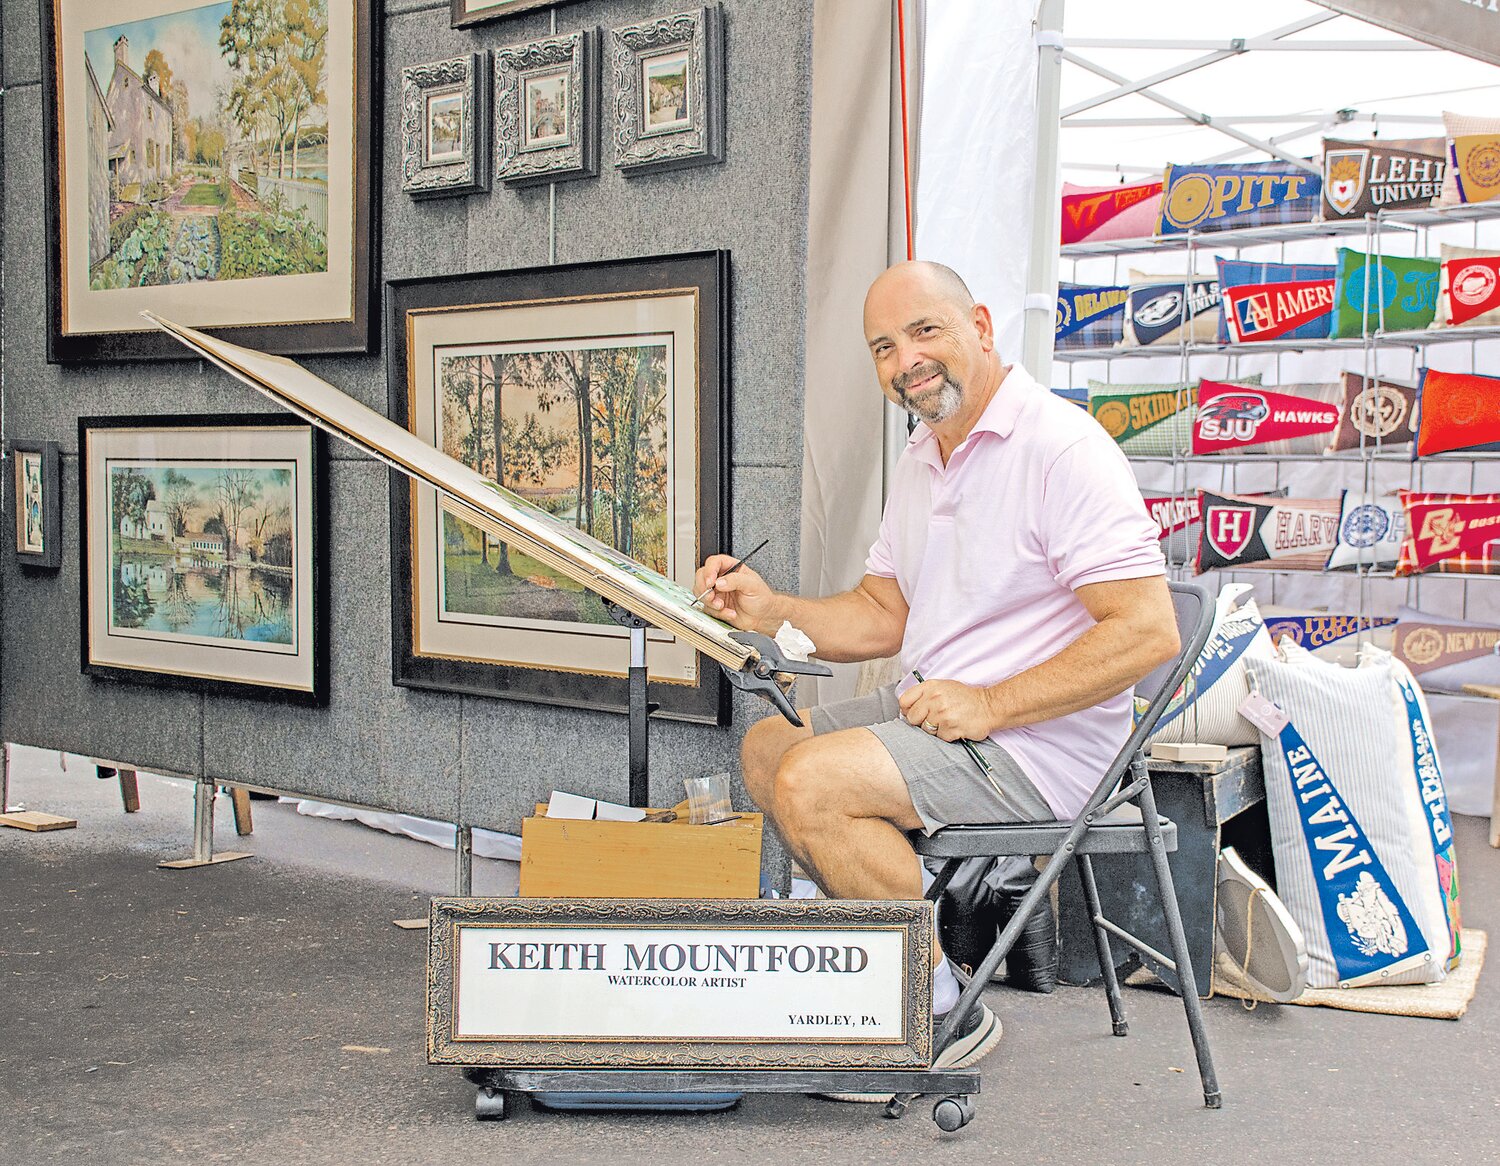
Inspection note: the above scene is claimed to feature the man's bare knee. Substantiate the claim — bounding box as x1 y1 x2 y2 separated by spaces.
740 713 811 807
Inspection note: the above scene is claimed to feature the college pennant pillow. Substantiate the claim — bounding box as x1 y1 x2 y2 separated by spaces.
1060 180 1163 245
1321 137 1446 218
1261 610 1397 666
1451 133 1500 204
1222 278 1336 344
1122 273 1221 346
1392 608 1500 694
1215 259 1335 343
1414 368 1500 457
1436 244 1500 328
1088 376 1261 456
1157 161 1320 236
1330 249 1441 338
1325 492 1407 571
1329 372 1419 451
1196 490 1341 574
1395 491 1500 575
1192 381 1341 455
1055 283 1128 350
1440 112 1500 203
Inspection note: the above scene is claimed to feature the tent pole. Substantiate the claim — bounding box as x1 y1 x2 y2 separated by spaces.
1021 0 1064 384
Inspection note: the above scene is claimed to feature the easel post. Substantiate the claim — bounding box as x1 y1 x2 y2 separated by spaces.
158 778 253 870
456 825 474 895
628 623 649 807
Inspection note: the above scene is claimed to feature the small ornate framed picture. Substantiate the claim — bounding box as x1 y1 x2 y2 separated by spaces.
608 5 724 176
10 440 61 570
451 0 581 29
401 53 491 199
494 31 597 187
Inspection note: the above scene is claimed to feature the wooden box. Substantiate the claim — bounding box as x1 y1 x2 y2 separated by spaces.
519 805 763 898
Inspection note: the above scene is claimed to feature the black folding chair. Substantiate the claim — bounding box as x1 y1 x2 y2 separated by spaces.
897 580 1221 1117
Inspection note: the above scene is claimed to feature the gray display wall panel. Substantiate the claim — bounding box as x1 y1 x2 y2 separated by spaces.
0 0 815 836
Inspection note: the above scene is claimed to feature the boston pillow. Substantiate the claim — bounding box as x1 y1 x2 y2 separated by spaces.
1395 491 1500 576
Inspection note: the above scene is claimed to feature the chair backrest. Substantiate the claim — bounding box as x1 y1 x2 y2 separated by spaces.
1075 580 1215 815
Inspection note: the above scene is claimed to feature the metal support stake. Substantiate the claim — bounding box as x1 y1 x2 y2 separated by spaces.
629 623 649 808
159 777 252 869
455 825 474 896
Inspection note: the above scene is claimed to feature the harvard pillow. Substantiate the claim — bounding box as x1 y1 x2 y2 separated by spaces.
1413 368 1500 457
1196 490 1340 573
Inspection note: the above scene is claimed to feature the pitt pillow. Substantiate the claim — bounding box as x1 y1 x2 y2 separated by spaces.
1157 161 1320 235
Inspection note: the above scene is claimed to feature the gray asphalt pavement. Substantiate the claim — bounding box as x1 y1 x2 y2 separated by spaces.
2 748 1496 1165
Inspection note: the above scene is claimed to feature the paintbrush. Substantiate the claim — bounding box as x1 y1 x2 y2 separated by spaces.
690 538 770 608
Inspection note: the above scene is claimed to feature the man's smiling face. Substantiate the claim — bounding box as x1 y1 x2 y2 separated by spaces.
863 265 989 426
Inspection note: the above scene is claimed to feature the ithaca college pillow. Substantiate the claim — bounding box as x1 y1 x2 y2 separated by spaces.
1321 137 1446 219
1216 259 1335 344
1260 608 1397 666
1192 381 1342 456
1330 248 1441 338
1396 491 1500 576
1157 161 1320 236
1196 490 1341 574
1055 283 1128 350
1060 180 1163 245
1414 368 1500 457
1329 372 1419 452
1122 272 1221 347
1435 244 1500 328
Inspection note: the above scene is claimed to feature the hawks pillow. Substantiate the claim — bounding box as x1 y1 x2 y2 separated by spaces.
1122 272 1221 347
1321 137 1446 219
1414 368 1500 457
1088 375 1262 457
1325 492 1407 571
1157 161 1320 236
1395 491 1500 576
1435 244 1500 328
1328 372 1419 452
1055 283 1129 350
1215 258 1335 344
1192 381 1342 456
1196 490 1340 574
1060 180 1163 245
1330 248 1441 338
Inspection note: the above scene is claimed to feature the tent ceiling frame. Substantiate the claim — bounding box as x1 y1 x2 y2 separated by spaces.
1066 37 1435 52
1064 112 1443 127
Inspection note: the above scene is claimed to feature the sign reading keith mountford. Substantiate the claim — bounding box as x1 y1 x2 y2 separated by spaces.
427 898 934 1069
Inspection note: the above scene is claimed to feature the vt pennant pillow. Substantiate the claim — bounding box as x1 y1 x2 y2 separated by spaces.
1216 258 1335 344
1329 372 1418 451
1122 273 1221 347
1056 283 1128 350
1392 607 1500 694
1435 243 1500 328
1325 492 1407 571
1396 491 1500 576
1247 646 1448 988
1414 368 1500 456
1330 248 1441 338
1321 137 1446 218
1196 490 1340 573
1157 161 1320 236
1193 380 1341 456
1060 181 1163 245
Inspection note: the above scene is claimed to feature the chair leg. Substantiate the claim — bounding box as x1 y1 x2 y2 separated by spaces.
1077 854 1128 1037
1138 778 1222 1110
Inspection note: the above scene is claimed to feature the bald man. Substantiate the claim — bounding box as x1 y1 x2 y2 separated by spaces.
694 261 1176 1089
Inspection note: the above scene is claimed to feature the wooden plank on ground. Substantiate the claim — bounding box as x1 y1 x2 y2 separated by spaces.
0 811 78 832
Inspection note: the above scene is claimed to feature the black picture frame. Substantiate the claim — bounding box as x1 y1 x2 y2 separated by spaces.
41 0 382 363
386 251 731 725
9 440 63 570
450 0 584 30
78 413 329 705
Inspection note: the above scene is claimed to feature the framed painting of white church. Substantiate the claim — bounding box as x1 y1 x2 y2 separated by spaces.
41 0 380 363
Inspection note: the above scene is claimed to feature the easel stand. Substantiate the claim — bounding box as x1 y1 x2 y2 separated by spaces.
464 604 980 1130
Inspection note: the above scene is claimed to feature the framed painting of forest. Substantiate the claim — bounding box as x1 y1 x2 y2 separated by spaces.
78 415 328 704
386 251 730 724
41 0 380 363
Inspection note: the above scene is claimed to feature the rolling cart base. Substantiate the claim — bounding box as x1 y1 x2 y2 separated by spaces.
463 1067 981 1129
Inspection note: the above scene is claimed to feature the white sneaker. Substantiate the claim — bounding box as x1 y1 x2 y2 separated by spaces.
813 1002 1002 1104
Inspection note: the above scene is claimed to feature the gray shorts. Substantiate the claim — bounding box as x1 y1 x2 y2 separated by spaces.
808 683 1054 835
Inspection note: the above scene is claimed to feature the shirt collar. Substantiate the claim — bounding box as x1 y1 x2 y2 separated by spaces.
907 364 1037 468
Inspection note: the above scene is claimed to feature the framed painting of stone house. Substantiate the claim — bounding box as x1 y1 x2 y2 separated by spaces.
386 251 731 724
78 414 328 704
41 0 380 363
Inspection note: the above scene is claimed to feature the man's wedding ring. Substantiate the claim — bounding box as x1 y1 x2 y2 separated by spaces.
922 720 938 734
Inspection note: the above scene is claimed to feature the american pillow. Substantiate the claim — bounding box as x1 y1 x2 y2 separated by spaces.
1215 258 1335 344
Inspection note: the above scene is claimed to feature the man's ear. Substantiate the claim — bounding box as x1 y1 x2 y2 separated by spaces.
972 303 995 352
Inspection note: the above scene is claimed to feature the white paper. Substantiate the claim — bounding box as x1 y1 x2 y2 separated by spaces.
546 791 598 820
593 800 648 823
774 621 817 663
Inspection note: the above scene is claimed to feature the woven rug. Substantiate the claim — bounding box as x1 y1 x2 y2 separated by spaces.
1213 928 1487 1020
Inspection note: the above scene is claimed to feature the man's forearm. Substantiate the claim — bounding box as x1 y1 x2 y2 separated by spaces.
985 612 1177 732
760 586 905 664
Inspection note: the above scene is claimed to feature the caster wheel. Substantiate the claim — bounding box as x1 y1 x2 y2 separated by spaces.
475 1086 508 1121
932 1095 974 1132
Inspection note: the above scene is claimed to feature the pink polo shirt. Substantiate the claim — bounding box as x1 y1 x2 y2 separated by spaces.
865 364 1164 818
